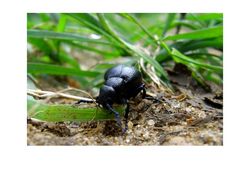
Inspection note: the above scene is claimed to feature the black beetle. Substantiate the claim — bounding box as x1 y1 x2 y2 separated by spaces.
77 64 146 132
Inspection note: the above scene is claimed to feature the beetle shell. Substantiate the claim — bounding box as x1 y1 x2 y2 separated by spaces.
97 65 144 107
104 65 142 83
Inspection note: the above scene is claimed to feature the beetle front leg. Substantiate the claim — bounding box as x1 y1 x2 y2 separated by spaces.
141 85 146 99
123 102 130 133
106 104 122 129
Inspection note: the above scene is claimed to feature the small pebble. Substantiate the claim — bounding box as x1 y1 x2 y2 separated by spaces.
135 129 142 136
185 107 192 113
143 131 150 139
198 111 206 119
128 121 133 129
172 101 180 108
126 138 130 143
147 120 155 126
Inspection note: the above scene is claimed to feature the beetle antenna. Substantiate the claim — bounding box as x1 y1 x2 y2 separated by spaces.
70 88 96 105
75 99 95 104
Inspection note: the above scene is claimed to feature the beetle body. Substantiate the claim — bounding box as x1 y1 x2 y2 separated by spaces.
77 64 146 132
97 65 145 107
96 65 146 132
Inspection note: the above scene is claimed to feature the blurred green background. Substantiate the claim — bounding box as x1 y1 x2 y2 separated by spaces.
27 13 223 91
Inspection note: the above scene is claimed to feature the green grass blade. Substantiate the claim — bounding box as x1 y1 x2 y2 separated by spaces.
66 13 104 34
162 13 176 36
171 48 223 72
58 53 80 69
27 62 100 77
96 14 169 82
68 41 120 57
97 13 127 46
56 14 67 32
171 20 200 30
119 13 159 45
164 26 223 41
28 99 124 122
28 38 53 55
156 37 223 62
186 13 223 21
67 13 122 45
27 29 113 45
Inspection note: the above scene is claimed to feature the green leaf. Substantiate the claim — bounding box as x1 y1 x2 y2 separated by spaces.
162 13 176 36
58 53 80 69
119 13 159 45
67 13 104 34
67 13 121 45
164 26 223 41
27 63 100 77
171 20 200 30
56 14 67 32
28 99 124 122
27 29 113 45
125 42 169 81
156 37 223 62
95 14 170 86
28 38 52 55
68 41 120 57
187 13 223 21
171 48 223 73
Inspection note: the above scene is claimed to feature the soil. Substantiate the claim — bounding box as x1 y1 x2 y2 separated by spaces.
27 64 223 145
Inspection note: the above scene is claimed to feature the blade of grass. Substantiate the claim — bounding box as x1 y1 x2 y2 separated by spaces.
187 13 223 21
186 13 208 27
28 38 53 55
171 20 200 30
28 99 124 122
55 14 67 58
164 26 223 41
28 62 100 77
119 13 159 45
66 13 124 48
171 48 223 73
96 14 170 83
27 29 114 46
56 14 67 32
68 41 120 57
162 13 176 36
117 13 176 63
191 69 210 90
156 37 223 62
58 53 80 69
66 13 104 34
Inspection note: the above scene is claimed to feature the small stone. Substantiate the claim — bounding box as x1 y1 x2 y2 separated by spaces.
143 131 149 139
167 136 189 145
126 138 130 143
185 107 192 113
135 129 142 136
172 101 180 108
198 111 206 119
128 121 133 129
147 120 155 126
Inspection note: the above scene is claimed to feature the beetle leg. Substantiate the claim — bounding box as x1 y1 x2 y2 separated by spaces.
106 104 122 129
75 99 95 104
124 102 130 119
144 95 161 103
130 84 146 99
142 85 146 98
122 102 130 133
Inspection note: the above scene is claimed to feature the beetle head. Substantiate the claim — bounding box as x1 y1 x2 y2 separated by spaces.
96 85 116 107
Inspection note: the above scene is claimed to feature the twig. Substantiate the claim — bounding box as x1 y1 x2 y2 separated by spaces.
27 88 96 102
